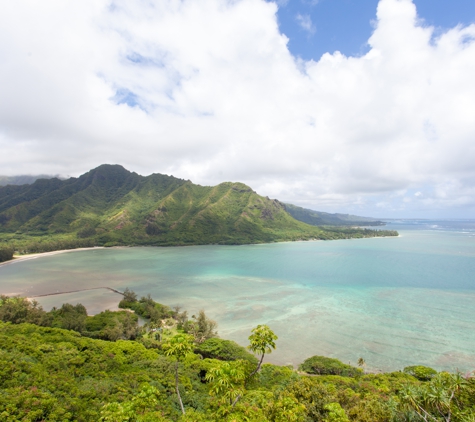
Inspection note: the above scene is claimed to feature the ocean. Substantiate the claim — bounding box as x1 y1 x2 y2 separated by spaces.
1 219 474 372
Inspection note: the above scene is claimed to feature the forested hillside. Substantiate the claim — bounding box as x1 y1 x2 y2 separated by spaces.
284 203 385 226
0 165 397 255
0 175 57 186
0 293 473 421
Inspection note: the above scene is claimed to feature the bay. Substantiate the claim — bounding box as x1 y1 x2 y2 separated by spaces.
1 219 474 372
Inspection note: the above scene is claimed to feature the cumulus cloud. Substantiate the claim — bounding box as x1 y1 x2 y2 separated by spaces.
0 0 474 217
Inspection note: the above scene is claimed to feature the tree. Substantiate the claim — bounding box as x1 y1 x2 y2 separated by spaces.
205 360 247 406
122 288 137 303
0 246 14 263
187 310 217 343
403 365 437 381
299 356 361 377
51 303 87 332
357 357 366 374
162 333 194 415
0 295 50 325
248 324 278 377
396 372 470 421
207 325 278 409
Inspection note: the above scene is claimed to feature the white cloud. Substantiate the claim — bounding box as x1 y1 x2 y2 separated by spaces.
296 13 316 35
0 0 474 217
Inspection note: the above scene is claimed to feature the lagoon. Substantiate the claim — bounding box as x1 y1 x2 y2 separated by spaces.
1 219 475 372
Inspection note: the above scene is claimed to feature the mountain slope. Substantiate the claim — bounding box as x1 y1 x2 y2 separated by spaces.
0 165 397 248
284 203 385 226
0 174 58 186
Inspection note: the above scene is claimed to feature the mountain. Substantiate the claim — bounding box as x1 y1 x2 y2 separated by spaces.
284 203 385 226
0 164 397 249
0 175 59 186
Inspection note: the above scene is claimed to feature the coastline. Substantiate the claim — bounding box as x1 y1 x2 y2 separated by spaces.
1 229 474 373
0 233 399 267
25 286 125 316
0 246 106 268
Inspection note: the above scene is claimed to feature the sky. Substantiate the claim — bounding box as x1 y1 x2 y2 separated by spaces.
0 0 474 218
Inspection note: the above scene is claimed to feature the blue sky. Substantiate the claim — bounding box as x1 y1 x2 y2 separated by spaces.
0 0 475 218
277 0 475 60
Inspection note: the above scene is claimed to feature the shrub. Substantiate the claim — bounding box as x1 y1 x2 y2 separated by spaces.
299 356 362 377
0 246 14 262
195 338 258 365
403 365 437 381
0 295 51 325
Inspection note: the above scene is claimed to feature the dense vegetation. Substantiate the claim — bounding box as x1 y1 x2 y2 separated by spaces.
0 174 57 186
0 165 397 254
299 356 362 377
284 203 386 227
0 292 473 421
0 245 14 262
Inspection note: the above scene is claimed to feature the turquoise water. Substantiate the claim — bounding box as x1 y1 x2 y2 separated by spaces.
1 220 474 372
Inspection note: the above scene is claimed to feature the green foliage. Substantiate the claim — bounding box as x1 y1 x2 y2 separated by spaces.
403 365 438 381
195 338 258 365
85 310 139 341
0 174 57 186
119 294 174 322
0 164 398 250
122 287 138 302
0 245 14 262
0 296 140 341
10 237 96 255
248 324 278 375
0 291 472 422
248 324 278 356
205 360 247 405
284 203 386 227
0 295 51 325
258 364 299 391
0 322 175 421
183 310 218 343
162 333 195 415
394 372 474 421
0 319 473 422
324 402 350 422
163 333 195 361
299 355 363 377
100 385 170 421
50 303 88 332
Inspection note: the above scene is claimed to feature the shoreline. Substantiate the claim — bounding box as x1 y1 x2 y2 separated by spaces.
0 234 400 267
0 246 106 268
25 287 125 316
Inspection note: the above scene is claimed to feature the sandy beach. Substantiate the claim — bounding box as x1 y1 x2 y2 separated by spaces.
0 246 129 314
0 246 106 268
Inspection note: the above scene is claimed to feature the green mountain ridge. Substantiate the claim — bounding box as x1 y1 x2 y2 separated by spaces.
0 174 60 186
284 203 385 226
0 164 397 249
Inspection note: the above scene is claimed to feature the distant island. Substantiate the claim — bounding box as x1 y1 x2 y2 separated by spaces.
0 164 397 260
